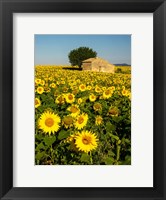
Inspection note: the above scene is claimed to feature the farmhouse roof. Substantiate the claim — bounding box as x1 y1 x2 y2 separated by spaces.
82 58 96 63
82 57 114 65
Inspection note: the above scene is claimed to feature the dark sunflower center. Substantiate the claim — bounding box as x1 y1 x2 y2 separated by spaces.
35 99 39 105
105 90 110 95
68 94 73 100
94 103 101 110
82 137 91 145
78 117 84 124
97 118 102 123
58 96 64 103
96 88 100 92
45 118 54 127
71 107 78 113
81 85 85 89
109 109 118 115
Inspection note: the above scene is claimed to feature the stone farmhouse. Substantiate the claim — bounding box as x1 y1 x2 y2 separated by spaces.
82 57 115 73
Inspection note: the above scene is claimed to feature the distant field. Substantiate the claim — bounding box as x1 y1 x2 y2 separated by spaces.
35 65 79 69
115 66 131 74
35 65 131 74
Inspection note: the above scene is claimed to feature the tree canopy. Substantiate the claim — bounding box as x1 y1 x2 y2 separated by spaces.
68 47 97 68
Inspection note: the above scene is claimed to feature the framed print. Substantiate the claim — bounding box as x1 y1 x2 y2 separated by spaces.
13 14 153 188
0 0 166 199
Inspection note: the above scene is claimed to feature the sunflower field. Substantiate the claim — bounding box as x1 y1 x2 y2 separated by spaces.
35 65 131 165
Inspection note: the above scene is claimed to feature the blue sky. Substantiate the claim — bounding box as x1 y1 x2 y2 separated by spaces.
35 35 131 65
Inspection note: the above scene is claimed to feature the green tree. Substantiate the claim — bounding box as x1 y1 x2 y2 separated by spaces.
68 47 97 68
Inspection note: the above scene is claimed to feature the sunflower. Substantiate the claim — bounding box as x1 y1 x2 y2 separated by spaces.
77 98 83 104
89 94 96 102
62 115 74 129
44 87 51 93
93 102 102 112
128 92 131 100
75 113 88 130
35 78 41 85
55 94 66 104
61 80 65 85
102 86 106 91
95 115 103 126
75 130 98 153
122 86 125 90
95 86 102 93
110 86 115 91
108 107 119 116
35 97 41 108
38 111 61 135
50 83 56 88
79 84 86 92
122 89 129 96
36 86 44 94
65 134 76 143
87 85 92 90
67 105 80 117
65 93 75 104
62 86 68 92
40 80 45 86
103 89 112 99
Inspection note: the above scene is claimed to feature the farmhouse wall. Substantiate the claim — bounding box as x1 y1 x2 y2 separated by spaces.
82 57 115 73
82 63 91 71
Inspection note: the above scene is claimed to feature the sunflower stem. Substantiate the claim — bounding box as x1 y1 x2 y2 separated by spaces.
90 152 93 165
50 145 54 163
116 145 121 161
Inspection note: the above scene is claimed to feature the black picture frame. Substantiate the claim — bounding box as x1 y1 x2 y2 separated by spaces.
0 0 166 199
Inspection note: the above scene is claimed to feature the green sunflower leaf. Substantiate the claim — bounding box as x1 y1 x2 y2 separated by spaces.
80 153 90 163
58 130 69 140
36 142 45 151
104 157 114 165
43 136 56 146
35 133 44 141
35 151 46 160
121 155 131 165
